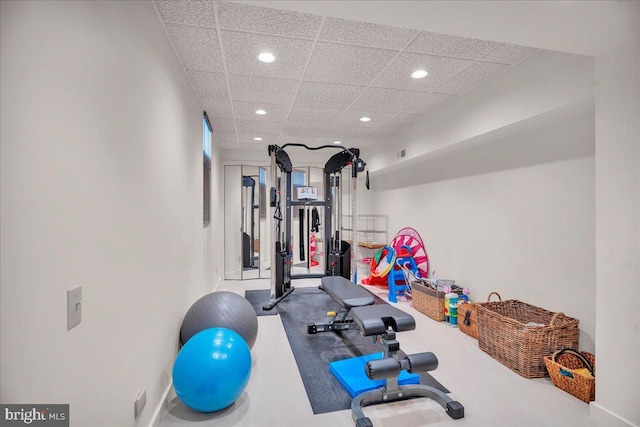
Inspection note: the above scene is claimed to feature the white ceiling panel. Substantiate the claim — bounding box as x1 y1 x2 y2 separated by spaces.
232 101 290 122
404 92 457 114
219 141 240 150
202 98 234 119
222 31 314 79
293 82 365 109
228 75 299 104
316 137 371 147
377 113 423 130
237 133 279 144
186 71 228 99
287 106 343 127
166 24 223 72
323 127 377 138
279 135 321 145
482 44 538 64
217 2 322 39
282 126 330 138
407 31 501 59
304 42 398 86
437 61 510 95
331 110 398 129
372 52 474 92
350 87 427 113
237 142 269 151
319 17 417 49
211 117 236 134
235 120 284 135
214 131 238 144
155 0 215 27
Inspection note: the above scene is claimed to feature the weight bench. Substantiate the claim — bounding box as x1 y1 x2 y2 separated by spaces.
309 276 465 427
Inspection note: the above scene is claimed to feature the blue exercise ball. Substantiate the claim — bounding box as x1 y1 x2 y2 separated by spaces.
172 327 252 412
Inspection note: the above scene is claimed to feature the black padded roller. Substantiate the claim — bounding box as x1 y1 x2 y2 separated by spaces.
366 357 401 380
407 352 439 373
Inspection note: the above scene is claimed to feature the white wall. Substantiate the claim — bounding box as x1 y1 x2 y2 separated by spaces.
373 113 596 350
592 37 640 427
0 1 221 426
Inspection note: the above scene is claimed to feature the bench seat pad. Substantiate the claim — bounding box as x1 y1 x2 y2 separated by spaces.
321 276 375 309
351 304 416 336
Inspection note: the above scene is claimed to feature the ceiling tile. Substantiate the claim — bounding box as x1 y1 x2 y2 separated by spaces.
217 2 322 39
407 31 501 59
166 25 223 72
155 0 215 27
237 133 278 145
210 118 236 134
214 131 238 145
350 87 427 113
218 141 239 150
323 127 375 138
437 61 509 95
304 42 398 86
378 113 423 130
232 101 290 122
331 110 398 129
287 106 343 127
316 137 370 147
371 52 474 92
202 98 233 119
294 82 365 109
222 31 314 79
282 126 330 138
235 120 284 135
279 135 321 145
228 75 298 105
186 71 228 100
237 142 268 151
319 17 417 50
482 44 538 64
404 93 457 114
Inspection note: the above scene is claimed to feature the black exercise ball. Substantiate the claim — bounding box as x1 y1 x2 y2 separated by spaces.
180 291 258 349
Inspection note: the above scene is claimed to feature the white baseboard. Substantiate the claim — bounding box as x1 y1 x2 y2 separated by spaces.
147 380 173 427
590 402 639 427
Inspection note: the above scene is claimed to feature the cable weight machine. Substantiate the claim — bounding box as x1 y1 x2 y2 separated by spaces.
263 144 366 311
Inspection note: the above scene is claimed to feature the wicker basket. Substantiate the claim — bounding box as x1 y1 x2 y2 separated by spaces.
412 282 446 321
476 292 580 378
458 301 478 339
412 281 461 322
544 349 595 403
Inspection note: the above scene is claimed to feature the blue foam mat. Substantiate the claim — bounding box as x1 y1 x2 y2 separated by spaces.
329 352 420 397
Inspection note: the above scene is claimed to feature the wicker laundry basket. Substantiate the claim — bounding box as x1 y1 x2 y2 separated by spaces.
476 292 580 378
412 280 460 322
544 349 595 403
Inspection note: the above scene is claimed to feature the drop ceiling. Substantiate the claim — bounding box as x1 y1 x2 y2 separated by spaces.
154 1 538 151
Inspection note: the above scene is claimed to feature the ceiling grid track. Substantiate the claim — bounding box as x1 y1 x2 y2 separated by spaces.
212 0 241 147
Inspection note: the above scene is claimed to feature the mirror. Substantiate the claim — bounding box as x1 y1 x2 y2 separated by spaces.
224 165 242 280
241 166 260 279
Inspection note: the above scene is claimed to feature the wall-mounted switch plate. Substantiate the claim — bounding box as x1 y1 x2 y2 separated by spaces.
134 389 146 419
67 286 82 330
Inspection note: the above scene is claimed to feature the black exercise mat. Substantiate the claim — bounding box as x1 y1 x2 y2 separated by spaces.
277 287 449 415
244 289 278 316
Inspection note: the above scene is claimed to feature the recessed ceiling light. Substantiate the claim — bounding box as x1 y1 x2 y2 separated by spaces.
360 117 371 122
253 137 263 141
333 140 342 144
255 109 267 115
411 69 428 79
258 52 275 63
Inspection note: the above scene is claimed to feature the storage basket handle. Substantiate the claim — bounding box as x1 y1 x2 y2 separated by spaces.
552 348 594 377
486 292 502 302
550 312 566 326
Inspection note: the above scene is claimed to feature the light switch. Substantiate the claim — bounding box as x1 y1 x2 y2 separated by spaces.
67 286 82 330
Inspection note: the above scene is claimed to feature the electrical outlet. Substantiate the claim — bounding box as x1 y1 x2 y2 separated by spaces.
67 287 82 330
134 389 146 419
